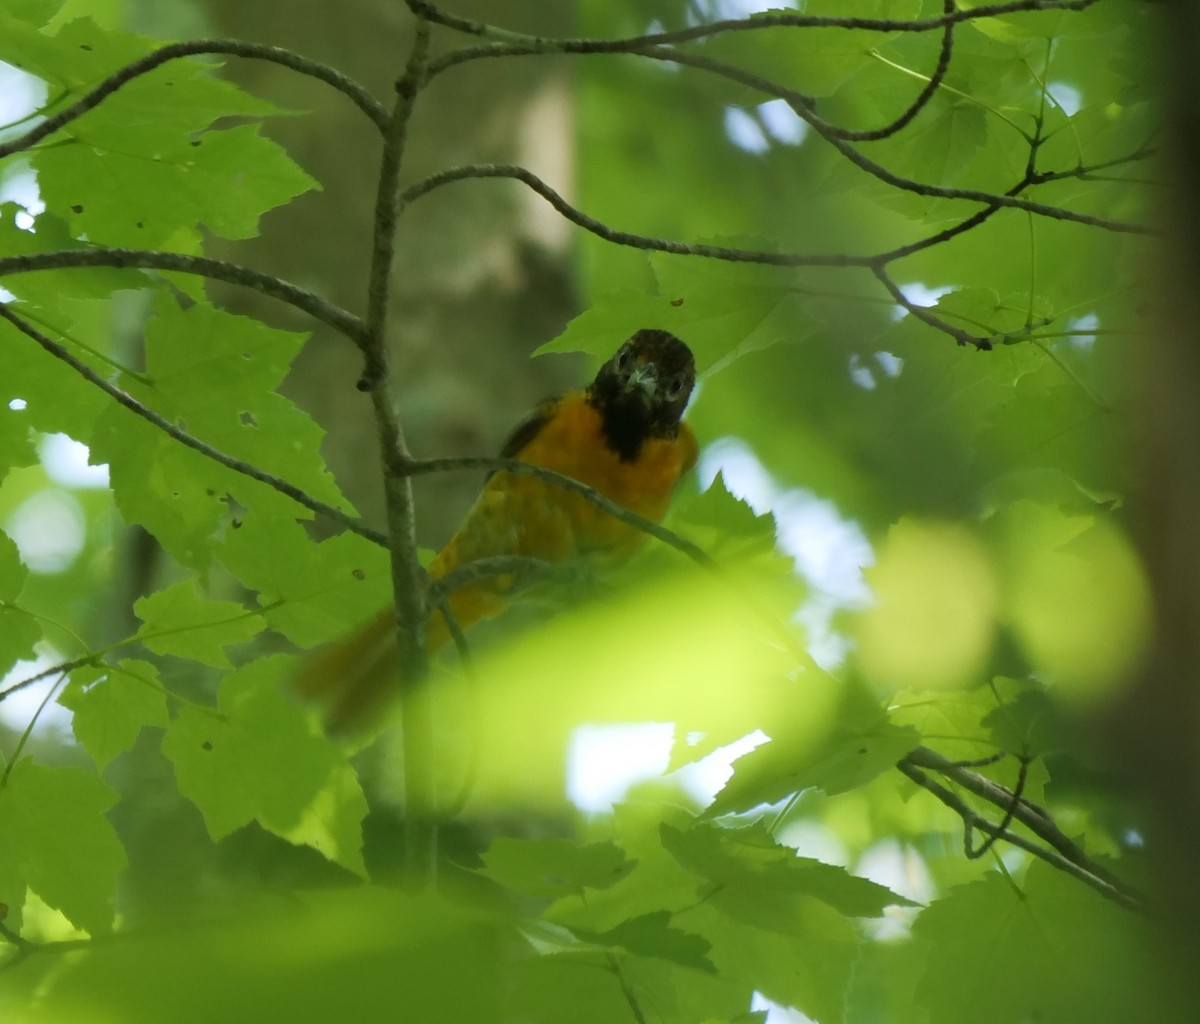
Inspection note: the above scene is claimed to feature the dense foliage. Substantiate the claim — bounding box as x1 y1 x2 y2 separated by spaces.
0 1 1171 1021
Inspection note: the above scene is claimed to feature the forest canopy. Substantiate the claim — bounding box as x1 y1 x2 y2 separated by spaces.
0 1 1180 1022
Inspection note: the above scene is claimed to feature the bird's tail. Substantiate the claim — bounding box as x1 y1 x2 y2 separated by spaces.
292 561 505 734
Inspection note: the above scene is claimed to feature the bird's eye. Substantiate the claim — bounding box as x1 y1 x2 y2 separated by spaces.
666 375 686 399
614 347 629 371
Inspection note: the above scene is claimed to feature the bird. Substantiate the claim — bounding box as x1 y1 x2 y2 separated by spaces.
297 328 697 732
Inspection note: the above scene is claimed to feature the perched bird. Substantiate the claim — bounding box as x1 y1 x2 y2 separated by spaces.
298 328 697 731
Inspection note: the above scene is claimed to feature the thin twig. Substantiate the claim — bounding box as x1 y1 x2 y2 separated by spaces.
399 455 716 569
837 0 956 144
0 250 367 346
0 655 97 706
426 554 569 608
411 0 1099 52
0 39 385 162
0 305 384 546
401 164 866 267
654 49 1152 237
896 758 1143 912
905 746 1135 897
965 754 1029 859
871 264 992 349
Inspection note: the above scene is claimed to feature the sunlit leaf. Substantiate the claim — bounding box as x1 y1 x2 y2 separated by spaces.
161 655 365 873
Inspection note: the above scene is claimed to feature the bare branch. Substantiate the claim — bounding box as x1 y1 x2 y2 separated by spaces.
871 264 993 349
401 164 867 267
896 757 1144 912
412 0 1100 52
0 654 97 705
360 18 437 885
0 38 385 162
838 0 957 144
905 745 1138 898
0 305 384 547
0 249 367 346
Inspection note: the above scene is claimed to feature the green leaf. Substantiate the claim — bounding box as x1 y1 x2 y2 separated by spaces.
695 0 923 98
0 296 122 445
218 514 391 646
24 889 507 1024
35 123 316 248
90 298 351 569
2 0 63 28
912 861 1151 1024
661 820 914 919
576 910 716 973
135 578 264 668
480 837 636 899
58 659 170 770
0 531 40 676
0 760 125 935
161 655 365 874
710 679 918 813
690 897 861 1024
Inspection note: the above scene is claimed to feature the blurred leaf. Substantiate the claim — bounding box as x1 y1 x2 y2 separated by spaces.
575 909 716 973
451 568 796 808
710 679 918 813
480 837 636 900
24 889 508 1024
856 518 998 692
912 860 1153 1024
0 760 125 935
661 819 914 918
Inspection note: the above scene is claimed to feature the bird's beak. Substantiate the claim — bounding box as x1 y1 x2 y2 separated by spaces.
624 363 658 398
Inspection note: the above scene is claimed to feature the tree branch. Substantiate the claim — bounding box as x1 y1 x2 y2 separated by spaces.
654 49 1152 236
0 39 385 162
399 454 716 569
411 0 1099 53
0 304 384 547
360 18 437 886
401 164 867 267
899 745 1145 910
0 249 367 346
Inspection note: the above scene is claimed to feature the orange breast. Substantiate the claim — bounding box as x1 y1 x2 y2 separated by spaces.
427 392 696 643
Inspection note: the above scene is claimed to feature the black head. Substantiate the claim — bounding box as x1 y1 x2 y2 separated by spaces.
587 329 696 462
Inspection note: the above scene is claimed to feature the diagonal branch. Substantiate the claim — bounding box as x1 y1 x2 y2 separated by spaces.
399 454 716 569
410 0 1099 51
896 757 1143 912
0 249 367 346
0 304 384 546
905 745 1136 896
0 38 385 162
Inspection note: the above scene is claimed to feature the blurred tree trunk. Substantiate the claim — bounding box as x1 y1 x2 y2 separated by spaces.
1120 2 1200 1017
162 0 586 543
